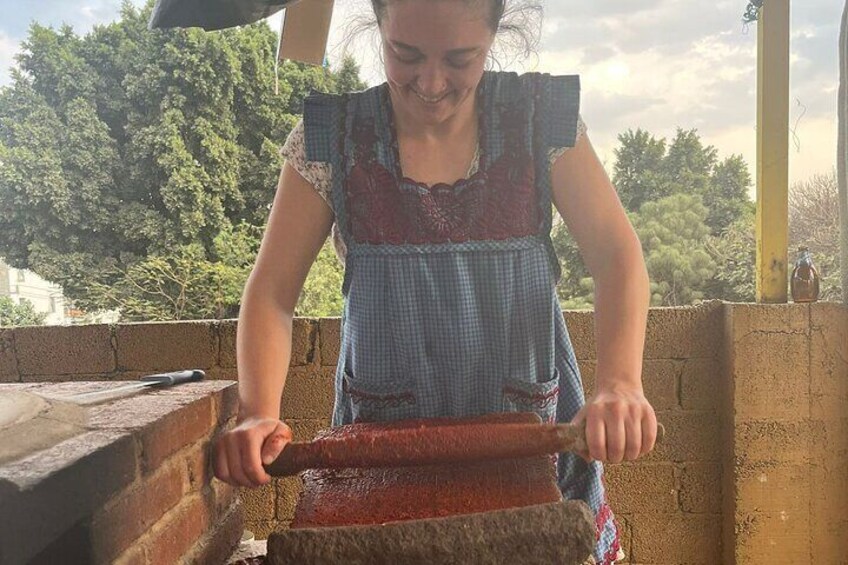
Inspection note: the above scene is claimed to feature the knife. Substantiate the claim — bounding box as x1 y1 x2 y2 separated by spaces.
63 369 205 403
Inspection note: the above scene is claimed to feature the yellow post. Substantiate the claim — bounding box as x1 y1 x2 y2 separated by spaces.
756 0 791 303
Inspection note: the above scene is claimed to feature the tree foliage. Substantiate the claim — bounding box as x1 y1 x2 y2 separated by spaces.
0 297 46 327
789 171 843 301
0 1 362 319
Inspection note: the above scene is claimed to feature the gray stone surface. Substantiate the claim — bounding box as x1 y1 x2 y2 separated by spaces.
267 501 595 565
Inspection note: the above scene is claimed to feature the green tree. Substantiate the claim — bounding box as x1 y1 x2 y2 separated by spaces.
0 2 362 319
704 209 756 302
633 194 716 306
0 297 46 327
297 241 345 317
612 129 669 211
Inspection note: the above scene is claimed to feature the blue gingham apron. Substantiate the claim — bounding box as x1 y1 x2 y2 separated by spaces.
302 71 620 563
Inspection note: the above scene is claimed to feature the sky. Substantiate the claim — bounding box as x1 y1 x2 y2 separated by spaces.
0 0 842 187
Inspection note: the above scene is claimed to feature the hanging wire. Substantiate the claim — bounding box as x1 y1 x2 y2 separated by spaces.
742 0 765 24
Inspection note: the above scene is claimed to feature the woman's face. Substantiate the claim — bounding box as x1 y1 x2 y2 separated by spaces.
380 0 495 126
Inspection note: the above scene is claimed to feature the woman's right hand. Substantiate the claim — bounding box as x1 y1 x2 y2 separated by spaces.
213 417 293 487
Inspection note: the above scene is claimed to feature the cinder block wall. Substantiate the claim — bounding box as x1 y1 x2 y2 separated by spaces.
1 302 845 564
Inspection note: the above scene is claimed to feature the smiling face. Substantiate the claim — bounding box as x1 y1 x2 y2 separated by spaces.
379 0 496 127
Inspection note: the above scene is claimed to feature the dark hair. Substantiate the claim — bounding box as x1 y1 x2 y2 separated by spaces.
370 0 506 33
346 0 543 65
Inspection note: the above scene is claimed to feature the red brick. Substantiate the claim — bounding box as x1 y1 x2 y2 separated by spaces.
145 494 210 565
183 502 244 564
90 460 184 561
280 367 335 419
218 319 238 368
112 543 147 565
318 318 341 366
0 430 136 564
605 463 678 514
0 328 18 382
138 396 213 474
630 512 721 564
15 324 114 376
115 321 217 371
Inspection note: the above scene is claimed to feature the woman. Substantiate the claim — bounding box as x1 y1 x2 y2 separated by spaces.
214 1 658 562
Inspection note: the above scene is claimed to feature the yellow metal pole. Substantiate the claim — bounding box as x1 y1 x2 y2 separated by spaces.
756 0 791 303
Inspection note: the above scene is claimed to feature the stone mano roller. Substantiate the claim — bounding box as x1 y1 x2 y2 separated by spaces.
265 415 665 476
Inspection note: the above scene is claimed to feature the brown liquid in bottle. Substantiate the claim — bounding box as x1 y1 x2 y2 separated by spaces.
791 247 820 303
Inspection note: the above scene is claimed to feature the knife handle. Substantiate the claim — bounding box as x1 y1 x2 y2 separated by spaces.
141 369 205 386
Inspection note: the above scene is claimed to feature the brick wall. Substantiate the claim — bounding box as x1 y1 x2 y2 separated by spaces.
0 382 241 564
2 302 846 564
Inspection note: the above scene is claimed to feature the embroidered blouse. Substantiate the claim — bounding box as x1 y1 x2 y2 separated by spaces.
280 114 588 262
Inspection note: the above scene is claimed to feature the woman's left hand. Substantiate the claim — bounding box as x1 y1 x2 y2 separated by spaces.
571 385 658 463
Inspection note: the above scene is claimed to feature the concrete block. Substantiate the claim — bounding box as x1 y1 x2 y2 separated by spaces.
15 324 114 376
735 510 812 564
605 463 678 514
291 319 318 367
563 311 595 360
239 481 277 522
642 411 720 463
731 332 811 422
319 318 341 366
286 418 331 442
116 321 216 371
810 305 848 419
276 475 304 521
728 303 810 339
630 512 721 564
219 319 238 368
641 359 681 411
679 462 721 514
735 462 810 515
680 357 724 411
733 419 818 464
643 302 724 359
280 367 335 419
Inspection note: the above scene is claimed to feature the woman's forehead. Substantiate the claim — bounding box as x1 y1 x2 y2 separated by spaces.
381 0 493 50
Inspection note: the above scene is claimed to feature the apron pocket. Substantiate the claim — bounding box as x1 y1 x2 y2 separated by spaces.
502 370 560 423
343 369 418 423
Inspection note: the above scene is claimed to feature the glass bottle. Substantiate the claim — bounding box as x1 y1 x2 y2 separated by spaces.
790 247 820 303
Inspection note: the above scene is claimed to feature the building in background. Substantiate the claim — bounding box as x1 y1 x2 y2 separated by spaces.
0 260 68 325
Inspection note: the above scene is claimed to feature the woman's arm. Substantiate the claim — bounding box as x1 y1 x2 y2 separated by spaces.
214 161 334 487
550 132 658 463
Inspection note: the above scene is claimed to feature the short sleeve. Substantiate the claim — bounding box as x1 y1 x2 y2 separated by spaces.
548 115 587 169
542 74 581 150
280 120 334 211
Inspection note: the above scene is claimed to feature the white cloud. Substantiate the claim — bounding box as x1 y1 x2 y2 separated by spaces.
0 31 18 87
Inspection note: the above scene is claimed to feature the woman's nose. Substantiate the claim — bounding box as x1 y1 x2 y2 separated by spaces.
415 62 448 96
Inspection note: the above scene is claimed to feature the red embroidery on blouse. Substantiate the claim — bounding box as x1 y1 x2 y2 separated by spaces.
344 117 540 245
